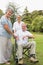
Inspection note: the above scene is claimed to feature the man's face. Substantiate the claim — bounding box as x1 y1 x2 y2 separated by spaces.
22 24 27 31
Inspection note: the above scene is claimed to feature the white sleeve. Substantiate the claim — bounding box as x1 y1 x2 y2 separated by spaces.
27 31 33 37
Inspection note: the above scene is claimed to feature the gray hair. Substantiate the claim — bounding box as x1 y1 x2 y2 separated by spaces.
6 6 14 13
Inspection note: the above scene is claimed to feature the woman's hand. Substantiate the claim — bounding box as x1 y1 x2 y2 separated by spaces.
15 36 19 40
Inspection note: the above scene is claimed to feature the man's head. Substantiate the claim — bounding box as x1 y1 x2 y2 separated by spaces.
22 23 27 31
17 15 21 22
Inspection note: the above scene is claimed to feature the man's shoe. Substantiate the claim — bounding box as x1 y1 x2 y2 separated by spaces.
18 59 23 65
15 57 18 63
5 62 10 65
30 57 39 63
18 64 26 65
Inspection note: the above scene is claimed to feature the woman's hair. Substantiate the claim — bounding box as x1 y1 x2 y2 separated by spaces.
5 6 14 13
16 14 21 18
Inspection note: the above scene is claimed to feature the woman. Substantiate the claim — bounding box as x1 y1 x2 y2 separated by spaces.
0 6 15 64
13 15 24 33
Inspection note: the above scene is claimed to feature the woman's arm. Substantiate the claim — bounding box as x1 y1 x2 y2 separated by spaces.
4 24 15 37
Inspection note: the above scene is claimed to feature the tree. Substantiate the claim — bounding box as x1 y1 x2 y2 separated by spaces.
31 10 39 20
22 7 32 31
31 10 43 20
31 15 43 32
22 7 32 24
0 9 4 18
38 10 43 15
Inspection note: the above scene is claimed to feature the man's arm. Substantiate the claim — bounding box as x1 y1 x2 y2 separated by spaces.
23 31 34 39
23 35 34 39
27 34 34 39
27 31 34 39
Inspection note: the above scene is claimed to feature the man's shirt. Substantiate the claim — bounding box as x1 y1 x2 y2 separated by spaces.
15 30 33 44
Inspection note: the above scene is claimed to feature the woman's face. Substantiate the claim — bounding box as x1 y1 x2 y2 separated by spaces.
6 9 13 18
17 15 21 22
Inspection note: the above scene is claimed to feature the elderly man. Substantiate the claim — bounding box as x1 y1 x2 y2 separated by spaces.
14 23 39 65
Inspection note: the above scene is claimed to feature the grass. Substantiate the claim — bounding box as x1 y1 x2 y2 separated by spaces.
0 32 43 65
34 33 43 65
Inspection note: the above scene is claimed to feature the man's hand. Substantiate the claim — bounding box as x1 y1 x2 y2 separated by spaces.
23 35 34 39
23 36 28 39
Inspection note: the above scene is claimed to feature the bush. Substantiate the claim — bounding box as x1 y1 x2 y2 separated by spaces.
27 24 32 31
31 15 43 32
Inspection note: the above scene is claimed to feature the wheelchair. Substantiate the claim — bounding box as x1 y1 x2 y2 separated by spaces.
12 39 32 65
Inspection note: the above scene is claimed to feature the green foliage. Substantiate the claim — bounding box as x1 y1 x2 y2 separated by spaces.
31 10 39 20
22 8 43 32
31 15 43 32
26 24 31 31
31 10 43 20
22 7 32 24
10 14 16 24
38 10 43 15
0 9 4 18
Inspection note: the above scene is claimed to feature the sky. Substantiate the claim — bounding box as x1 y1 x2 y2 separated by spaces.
0 0 43 15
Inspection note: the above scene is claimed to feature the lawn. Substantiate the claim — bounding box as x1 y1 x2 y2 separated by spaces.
0 32 43 65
